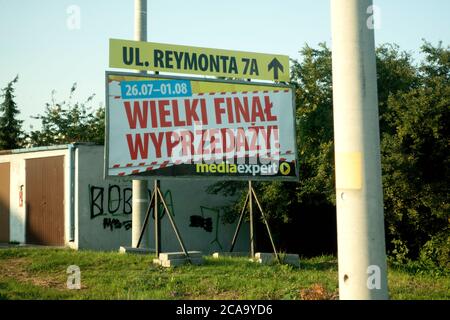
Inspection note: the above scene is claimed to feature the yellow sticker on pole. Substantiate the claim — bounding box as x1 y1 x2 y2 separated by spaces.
109 39 290 82
335 152 363 190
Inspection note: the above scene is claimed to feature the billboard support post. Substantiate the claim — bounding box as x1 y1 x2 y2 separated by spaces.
136 187 156 248
251 186 279 262
249 181 255 257
229 192 249 253
156 187 190 259
154 179 161 256
230 182 280 263
136 180 190 259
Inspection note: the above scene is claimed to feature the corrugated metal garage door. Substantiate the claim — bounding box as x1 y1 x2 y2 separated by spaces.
26 156 64 246
0 162 10 243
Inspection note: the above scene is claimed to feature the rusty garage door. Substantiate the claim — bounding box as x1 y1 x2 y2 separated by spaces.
26 156 64 246
0 162 10 243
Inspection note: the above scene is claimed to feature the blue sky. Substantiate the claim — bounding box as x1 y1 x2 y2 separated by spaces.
0 0 449 130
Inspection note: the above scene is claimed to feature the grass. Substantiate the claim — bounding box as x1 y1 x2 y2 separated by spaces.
0 247 448 300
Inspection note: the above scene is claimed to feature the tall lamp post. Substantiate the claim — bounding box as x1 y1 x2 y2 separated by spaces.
330 0 389 299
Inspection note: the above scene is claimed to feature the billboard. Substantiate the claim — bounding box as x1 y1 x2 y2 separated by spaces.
105 72 298 180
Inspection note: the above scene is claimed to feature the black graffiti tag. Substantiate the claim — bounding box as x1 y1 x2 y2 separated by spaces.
89 184 133 232
103 218 132 231
189 215 213 232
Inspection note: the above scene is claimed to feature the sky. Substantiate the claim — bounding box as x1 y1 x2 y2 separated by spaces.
0 0 449 130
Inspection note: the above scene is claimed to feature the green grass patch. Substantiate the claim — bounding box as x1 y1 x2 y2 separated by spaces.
0 247 448 300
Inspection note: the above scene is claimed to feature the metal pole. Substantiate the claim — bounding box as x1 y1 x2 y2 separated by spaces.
134 0 147 42
154 179 161 256
331 0 388 299
131 0 149 249
249 181 255 258
136 188 156 248
251 188 280 263
229 191 250 252
157 188 189 258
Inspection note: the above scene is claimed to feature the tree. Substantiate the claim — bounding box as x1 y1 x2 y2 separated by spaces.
27 83 105 147
0 75 24 150
207 41 449 268
208 44 337 255
209 43 335 221
381 41 449 269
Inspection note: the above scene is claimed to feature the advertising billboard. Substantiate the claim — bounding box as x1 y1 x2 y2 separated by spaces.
105 72 297 180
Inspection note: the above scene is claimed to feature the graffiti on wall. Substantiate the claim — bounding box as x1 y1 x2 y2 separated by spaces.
89 184 132 231
89 185 175 232
88 184 231 250
190 206 224 250
189 216 213 232
89 184 133 219
102 218 132 231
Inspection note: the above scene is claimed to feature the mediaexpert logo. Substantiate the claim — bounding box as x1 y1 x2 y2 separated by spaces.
195 162 280 176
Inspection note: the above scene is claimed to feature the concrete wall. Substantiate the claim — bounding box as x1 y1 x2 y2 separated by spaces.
75 145 249 253
0 144 249 253
74 144 131 250
0 148 70 244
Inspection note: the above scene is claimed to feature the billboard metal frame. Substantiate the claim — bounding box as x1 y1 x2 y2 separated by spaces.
104 71 298 181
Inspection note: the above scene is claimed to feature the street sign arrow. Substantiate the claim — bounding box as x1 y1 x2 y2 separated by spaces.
268 58 285 80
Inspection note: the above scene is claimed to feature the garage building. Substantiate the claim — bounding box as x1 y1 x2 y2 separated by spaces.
0 143 248 252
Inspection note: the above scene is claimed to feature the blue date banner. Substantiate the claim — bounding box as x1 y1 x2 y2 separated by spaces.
121 79 192 99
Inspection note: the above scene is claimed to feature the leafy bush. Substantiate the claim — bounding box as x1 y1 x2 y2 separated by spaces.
418 232 450 272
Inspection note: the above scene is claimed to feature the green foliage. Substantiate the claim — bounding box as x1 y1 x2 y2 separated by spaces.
388 238 411 266
388 233 449 277
292 44 335 207
0 75 24 150
208 44 335 226
376 44 419 134
206 181 246 223
27 83 105 147
418 232 450 273
208 41 449 270
381 41 449 269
